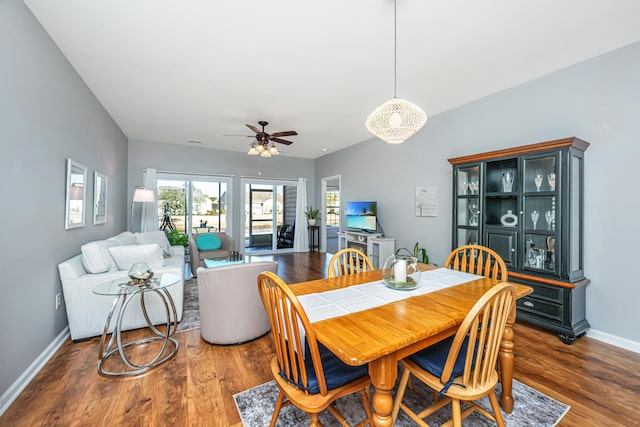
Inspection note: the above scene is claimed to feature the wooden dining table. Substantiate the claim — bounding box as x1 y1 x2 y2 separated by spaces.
289 265 533 427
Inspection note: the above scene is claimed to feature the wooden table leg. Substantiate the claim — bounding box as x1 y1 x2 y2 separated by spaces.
368 356 398 427
499 305 517 413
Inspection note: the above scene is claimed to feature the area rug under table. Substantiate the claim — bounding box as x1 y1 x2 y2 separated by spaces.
176 278 199 333
234 377 569 427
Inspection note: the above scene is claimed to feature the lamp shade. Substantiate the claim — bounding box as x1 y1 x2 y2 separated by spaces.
133 187 155 203
365 98 428 144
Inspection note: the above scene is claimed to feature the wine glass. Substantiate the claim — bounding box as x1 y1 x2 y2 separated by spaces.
534 174 543 192
545 210 553 230
547 173 556 191
469 179 478 195
462 181 469 195
531 210 539 230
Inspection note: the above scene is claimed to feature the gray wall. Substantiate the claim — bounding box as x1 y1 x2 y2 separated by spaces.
316 41 640 344
0 0 128 398
128 140 315 247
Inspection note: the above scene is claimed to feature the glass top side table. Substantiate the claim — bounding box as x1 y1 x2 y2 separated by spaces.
92 273 180 378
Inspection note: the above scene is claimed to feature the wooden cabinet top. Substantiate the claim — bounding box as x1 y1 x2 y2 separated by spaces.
448 137 590 165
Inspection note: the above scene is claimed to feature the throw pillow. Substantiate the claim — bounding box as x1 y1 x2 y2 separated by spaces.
196 234 222 251
108 231 137 246
81 240 118 273
108 244 165 271
204 259 243 268
135 231 171 253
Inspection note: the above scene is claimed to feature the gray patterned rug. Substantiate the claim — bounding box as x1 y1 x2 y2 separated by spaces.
176 278 199 333
234 377 569 426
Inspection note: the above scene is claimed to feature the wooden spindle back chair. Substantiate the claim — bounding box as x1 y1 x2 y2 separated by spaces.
257 271 373 427
327 248 374 278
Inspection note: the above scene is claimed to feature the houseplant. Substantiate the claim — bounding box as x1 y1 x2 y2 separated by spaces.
412 241 429 264
305 206 320 226
166 229 189 247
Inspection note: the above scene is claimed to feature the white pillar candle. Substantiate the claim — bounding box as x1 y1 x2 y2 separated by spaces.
394 259 407 283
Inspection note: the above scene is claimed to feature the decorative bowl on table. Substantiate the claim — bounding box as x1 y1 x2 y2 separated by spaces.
127 262 154 285
382 250 421 290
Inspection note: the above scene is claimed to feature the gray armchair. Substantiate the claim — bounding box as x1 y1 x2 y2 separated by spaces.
188 232 235 277
196 261 278 344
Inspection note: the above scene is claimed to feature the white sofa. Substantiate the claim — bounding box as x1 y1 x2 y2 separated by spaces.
58 231 185 341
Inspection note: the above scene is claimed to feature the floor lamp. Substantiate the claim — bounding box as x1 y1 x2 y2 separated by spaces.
131 186 155 232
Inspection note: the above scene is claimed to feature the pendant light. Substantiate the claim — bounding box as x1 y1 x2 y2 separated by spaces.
365 0 427 144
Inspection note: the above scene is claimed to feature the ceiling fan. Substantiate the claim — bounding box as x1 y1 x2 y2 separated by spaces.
244 121 297 157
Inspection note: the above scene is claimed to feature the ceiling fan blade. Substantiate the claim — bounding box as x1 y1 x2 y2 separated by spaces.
271 137 293 145
271 130 298 138
246 124 262 134
223 134 254 137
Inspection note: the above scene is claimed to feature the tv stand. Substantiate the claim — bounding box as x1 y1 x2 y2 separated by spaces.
337 230 395 269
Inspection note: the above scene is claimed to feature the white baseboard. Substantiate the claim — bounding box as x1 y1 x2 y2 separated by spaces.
0 327 70 417
587 328 640 354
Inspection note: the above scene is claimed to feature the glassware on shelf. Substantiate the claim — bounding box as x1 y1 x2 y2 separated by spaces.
502 171 514 192
533 248 546 269
462 181 469 195
527 247 546 269
531 210 539 230
468 179 479 195
500 210 517 227
468 201 479 226
545 210 553 230
547 173 556 191
534 174 543 192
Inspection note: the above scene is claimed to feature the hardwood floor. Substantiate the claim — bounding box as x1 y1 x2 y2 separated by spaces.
2 252 639 426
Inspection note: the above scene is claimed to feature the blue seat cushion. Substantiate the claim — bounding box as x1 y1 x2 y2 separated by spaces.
196 233 221 250
409 335 475 380
280 341 369 394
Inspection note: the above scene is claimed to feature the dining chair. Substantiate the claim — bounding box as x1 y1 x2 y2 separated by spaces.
392 282 517 427
444 244 508 280
327 248 374 278
257 271 374 427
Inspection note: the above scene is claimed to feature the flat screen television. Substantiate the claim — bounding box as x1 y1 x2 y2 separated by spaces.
346 201 377 232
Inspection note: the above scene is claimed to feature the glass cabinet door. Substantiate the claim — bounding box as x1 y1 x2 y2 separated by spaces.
454 165 480 246
522 154 558 274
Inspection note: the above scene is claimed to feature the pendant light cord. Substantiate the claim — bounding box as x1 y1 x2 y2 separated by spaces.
393 0 397 98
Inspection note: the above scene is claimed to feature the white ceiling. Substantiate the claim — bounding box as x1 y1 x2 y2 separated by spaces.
23 0 640 159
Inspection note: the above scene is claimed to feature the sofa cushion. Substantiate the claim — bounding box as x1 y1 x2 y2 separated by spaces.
81 240 118 273
198 249 230 261
108 231 137 246
196 234 222 251
108 244 165 271
135 231 171 251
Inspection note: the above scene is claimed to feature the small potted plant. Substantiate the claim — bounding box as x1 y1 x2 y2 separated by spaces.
165 229 189 247
305 206 320 226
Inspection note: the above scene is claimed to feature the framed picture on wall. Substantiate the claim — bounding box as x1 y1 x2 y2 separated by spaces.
65 159 87 229
93 172 108 225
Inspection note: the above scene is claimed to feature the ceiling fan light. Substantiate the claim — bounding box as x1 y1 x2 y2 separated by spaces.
248 142 259 155
260 149 271 158
256 143 265 153
365 98 427 144
268 143 279 155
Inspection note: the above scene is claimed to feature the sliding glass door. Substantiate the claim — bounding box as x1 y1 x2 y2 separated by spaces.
156 174 232 236
242 179 298 254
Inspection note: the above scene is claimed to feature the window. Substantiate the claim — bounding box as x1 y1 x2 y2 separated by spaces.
326 190 340 227
156 174 232 235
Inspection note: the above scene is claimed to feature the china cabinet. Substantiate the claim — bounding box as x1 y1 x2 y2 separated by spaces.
448 137 589 344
